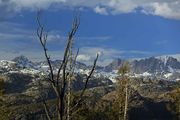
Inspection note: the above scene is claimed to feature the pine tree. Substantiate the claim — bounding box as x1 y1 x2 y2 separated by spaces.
0 76 5 96
115 61 130 120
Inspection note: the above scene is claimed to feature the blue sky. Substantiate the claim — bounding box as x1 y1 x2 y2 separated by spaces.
0 0 180 65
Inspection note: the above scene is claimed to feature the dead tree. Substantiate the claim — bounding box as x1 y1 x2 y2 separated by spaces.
116 61 130 120
37 12 99 120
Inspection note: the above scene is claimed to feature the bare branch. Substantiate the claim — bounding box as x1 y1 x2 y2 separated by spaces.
70 53 99 112
56 15 80 85
71 48 79 75
43 100 52 120
36 12 54 83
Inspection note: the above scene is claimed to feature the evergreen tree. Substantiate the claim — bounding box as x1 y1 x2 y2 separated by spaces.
114 61 130 120
0 76 5 96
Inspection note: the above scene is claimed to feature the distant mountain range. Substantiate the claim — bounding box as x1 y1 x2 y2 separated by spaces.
105 56 180 73
1 55 180 81
0 55 113 102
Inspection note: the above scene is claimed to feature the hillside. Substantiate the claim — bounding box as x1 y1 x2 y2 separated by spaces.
0 55 180 119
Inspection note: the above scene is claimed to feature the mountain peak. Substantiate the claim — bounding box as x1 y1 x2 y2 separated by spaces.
12 55 29 62
104 58 123 72
12 55 33 68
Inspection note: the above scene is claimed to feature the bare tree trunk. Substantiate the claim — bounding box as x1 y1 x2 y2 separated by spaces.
67 40 73 120
118 101 121 120
67 76 71 120
179 100 180 114
43 100 52 120
57 98 61 120
124 84 128 120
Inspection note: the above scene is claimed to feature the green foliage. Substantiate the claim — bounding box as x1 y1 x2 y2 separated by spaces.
0 76 5 96
118 61 130 75
167 81 180 117
115 61 130 119
160 81 180 120
72 100 119 120
0 99 55 120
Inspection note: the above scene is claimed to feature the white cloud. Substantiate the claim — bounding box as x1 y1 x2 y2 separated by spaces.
77 54 91 61
75 47 155 65
1 0 180 20
94 6 108 15
108 0 137 14
10 0 65 10
77 47 123 66
141 2 180 19
106 0 180 19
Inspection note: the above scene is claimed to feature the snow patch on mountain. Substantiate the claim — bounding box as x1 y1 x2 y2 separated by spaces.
142 72 152 77
0 60 16 68
156 54 180 62
20 69 40 74
156 56 169 66
164 73 173 79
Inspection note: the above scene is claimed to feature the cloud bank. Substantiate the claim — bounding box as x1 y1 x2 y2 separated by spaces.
0 0 180 20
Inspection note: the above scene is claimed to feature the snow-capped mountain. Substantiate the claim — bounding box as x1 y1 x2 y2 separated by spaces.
103 55 180 81
156 54 180 62
131 56 180 73
1 55 180 82
12 55 35 69
104 56 180 73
